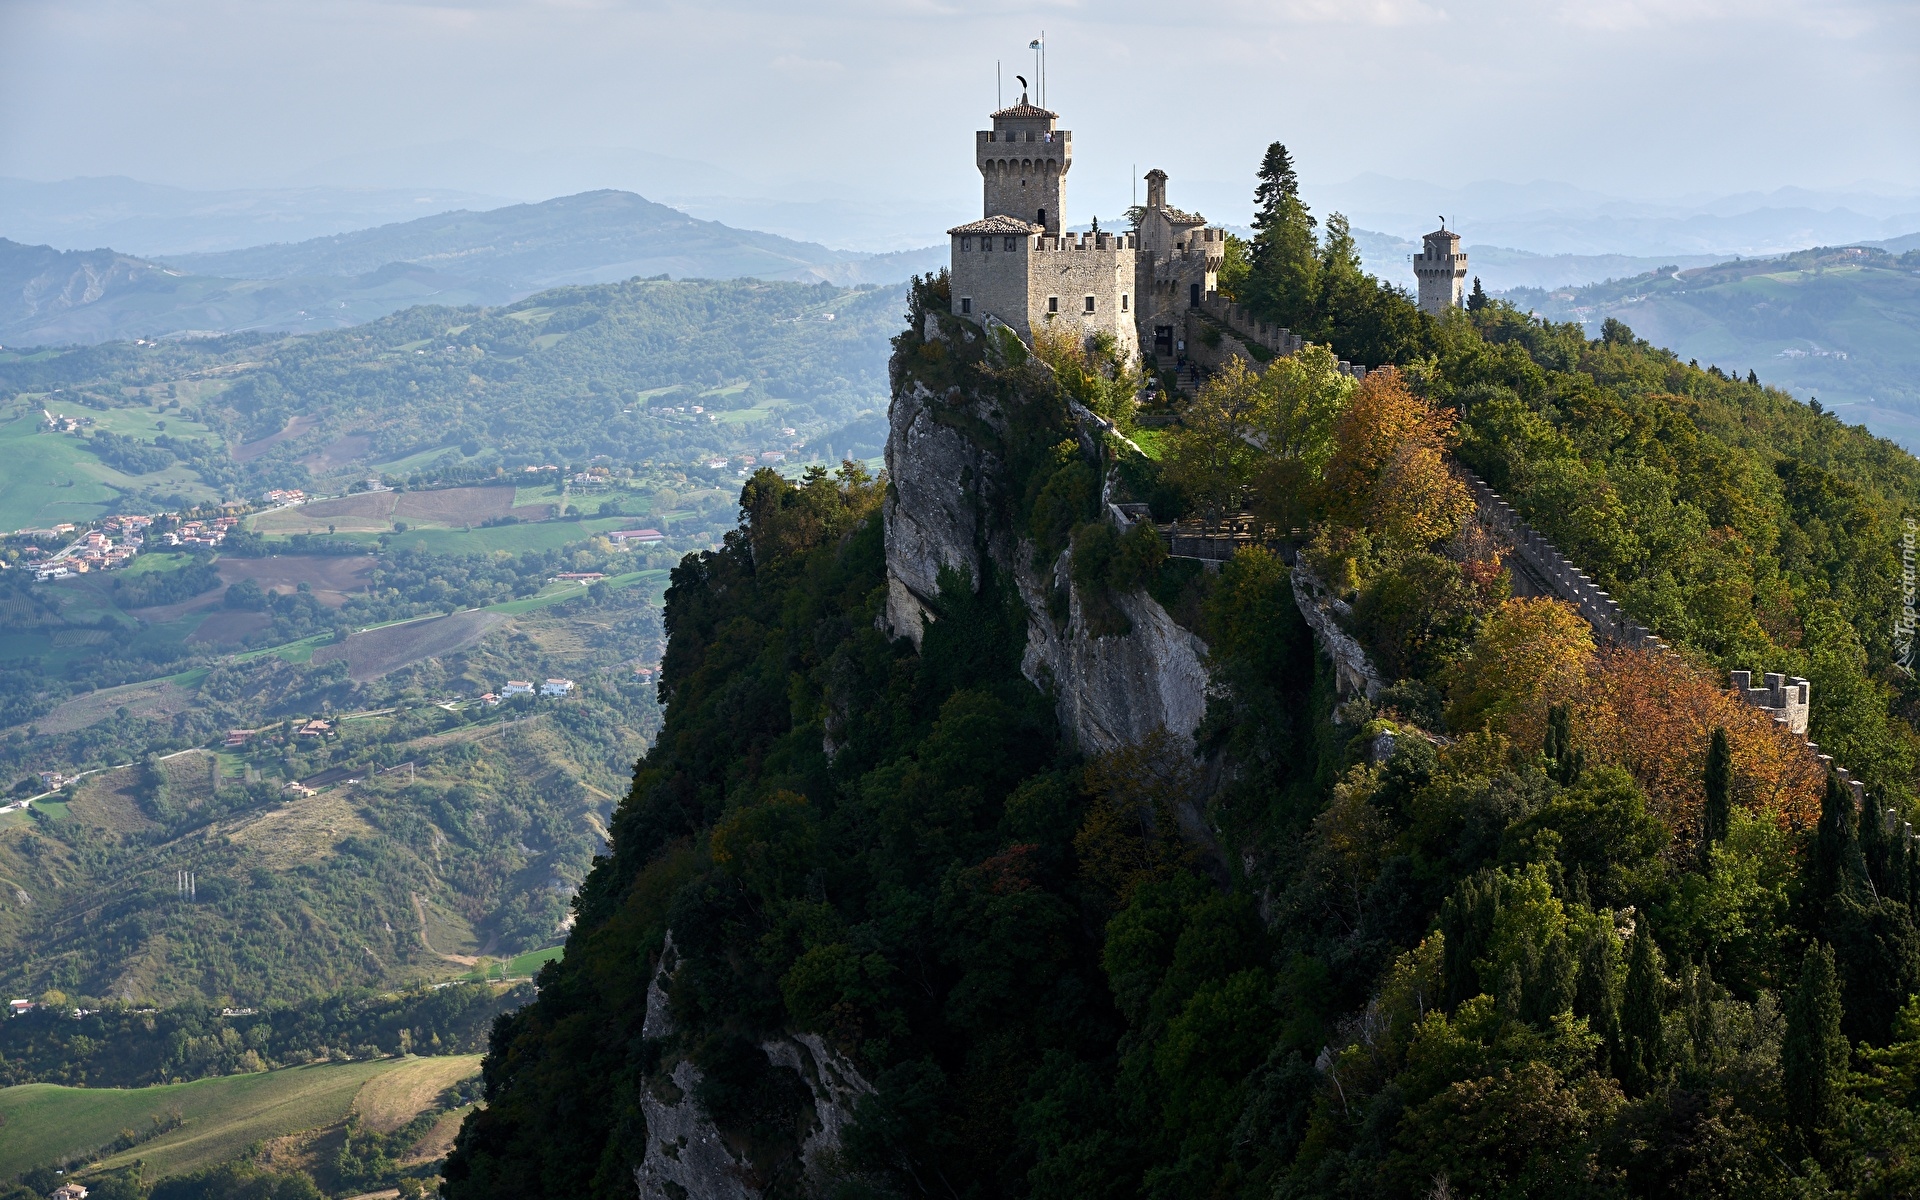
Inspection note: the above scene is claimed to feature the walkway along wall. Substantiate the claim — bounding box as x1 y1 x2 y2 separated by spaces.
1464 467 1879 818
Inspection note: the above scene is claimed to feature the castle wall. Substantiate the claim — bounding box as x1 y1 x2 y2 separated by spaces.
1027 232 1138 360
949 232 1035 337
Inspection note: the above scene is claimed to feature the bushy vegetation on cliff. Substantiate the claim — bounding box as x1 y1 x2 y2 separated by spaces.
446 155 1920 1199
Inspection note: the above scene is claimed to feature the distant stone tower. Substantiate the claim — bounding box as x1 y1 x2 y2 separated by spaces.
1413 225 1468 315
977 93 1069 235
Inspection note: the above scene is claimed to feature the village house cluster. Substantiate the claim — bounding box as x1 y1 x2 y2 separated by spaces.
158 515 237 549
477 677 576 705
42 409 95 433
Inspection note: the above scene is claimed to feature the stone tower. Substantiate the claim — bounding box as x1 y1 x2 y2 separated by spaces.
1413 226 1468 314
948 97 1136 362
977 93 1069 236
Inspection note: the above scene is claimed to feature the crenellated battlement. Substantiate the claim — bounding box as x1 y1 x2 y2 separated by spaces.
1032 232 1136 253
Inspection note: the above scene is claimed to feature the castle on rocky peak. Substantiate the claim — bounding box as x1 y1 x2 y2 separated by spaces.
946 94 1465 363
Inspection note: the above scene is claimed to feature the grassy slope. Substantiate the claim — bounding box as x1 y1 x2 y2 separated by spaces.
0 1054 482 1180
0 406 216 532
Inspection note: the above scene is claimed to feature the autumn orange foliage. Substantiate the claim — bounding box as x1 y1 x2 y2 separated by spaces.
1573 647 1825 847
1321 367 1473 550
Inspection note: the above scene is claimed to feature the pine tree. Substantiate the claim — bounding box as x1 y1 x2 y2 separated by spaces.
1467 276 1489 312
1244 141 1320 330
1700 726 1731 871
1747 368 1759 385
1523 931 1576 1026
1620 926 1666 1093
1251 142 1301 230
1544 703 1584 787
1784 942 1848 1143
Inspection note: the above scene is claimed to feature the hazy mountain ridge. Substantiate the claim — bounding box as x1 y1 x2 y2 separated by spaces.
0 175 518 256
0 192 945 345
163 190 942 289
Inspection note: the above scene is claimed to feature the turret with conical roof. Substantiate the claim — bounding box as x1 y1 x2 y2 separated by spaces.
977 93 1069 236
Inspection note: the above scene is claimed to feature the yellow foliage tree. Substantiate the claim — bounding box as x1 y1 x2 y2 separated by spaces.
1445 597 1596 743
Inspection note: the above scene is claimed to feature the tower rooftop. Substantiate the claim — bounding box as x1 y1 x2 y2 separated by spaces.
991 101 1058 120
948 215 1044 236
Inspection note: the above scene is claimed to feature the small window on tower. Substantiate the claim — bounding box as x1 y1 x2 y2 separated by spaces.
1084 295 1096 313
1048 296 1059 314
1004 237 1017 251
960 237 972 251
982 238 991 253
1122 294 1130 312
1026 131 1034 142
960 298 973 314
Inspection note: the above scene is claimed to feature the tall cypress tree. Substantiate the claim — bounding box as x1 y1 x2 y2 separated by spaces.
1576 922 1622 1072
1441 872 1502 1008
1544 703 1584 787
1784 942 1848 1143
1620 926 1666 1093
1807 773 1862 924
1700 726 1732 871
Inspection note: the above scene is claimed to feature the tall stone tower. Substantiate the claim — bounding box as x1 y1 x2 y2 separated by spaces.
1413 226 1468 314
977 93 1068 236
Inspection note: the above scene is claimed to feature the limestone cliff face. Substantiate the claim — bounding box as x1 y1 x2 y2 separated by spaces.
634 934 874 1200
881 307 1209 754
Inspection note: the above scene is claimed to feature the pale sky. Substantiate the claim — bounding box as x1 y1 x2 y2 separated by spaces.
2 0 1916 226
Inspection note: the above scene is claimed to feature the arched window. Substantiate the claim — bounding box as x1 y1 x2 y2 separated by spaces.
960 237 972 251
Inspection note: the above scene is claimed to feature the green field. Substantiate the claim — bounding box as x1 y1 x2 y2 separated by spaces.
712 397 789 427
0 402 223 533
0 1058 434 1180
466 944 565 981
380 515 648 556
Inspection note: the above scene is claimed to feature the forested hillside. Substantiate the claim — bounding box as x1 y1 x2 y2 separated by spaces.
1504 244 1920 449
442 143 1920 1200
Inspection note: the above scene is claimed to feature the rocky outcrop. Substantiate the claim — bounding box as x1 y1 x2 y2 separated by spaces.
634 933 873 1200
882 308 1210 753
1289 561 1384 702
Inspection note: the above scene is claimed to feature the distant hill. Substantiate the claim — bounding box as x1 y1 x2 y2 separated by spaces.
0 238 516 346
0 174 517 256
165 189 944 291
1504 243 1920 449
0 191 942 345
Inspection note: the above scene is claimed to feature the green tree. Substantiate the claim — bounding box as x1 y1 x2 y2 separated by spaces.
1783 942 1847 1144
1544 702 1585 787
1243 142 1320 329
1621 927 1667 1093
1700 726 1732 870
